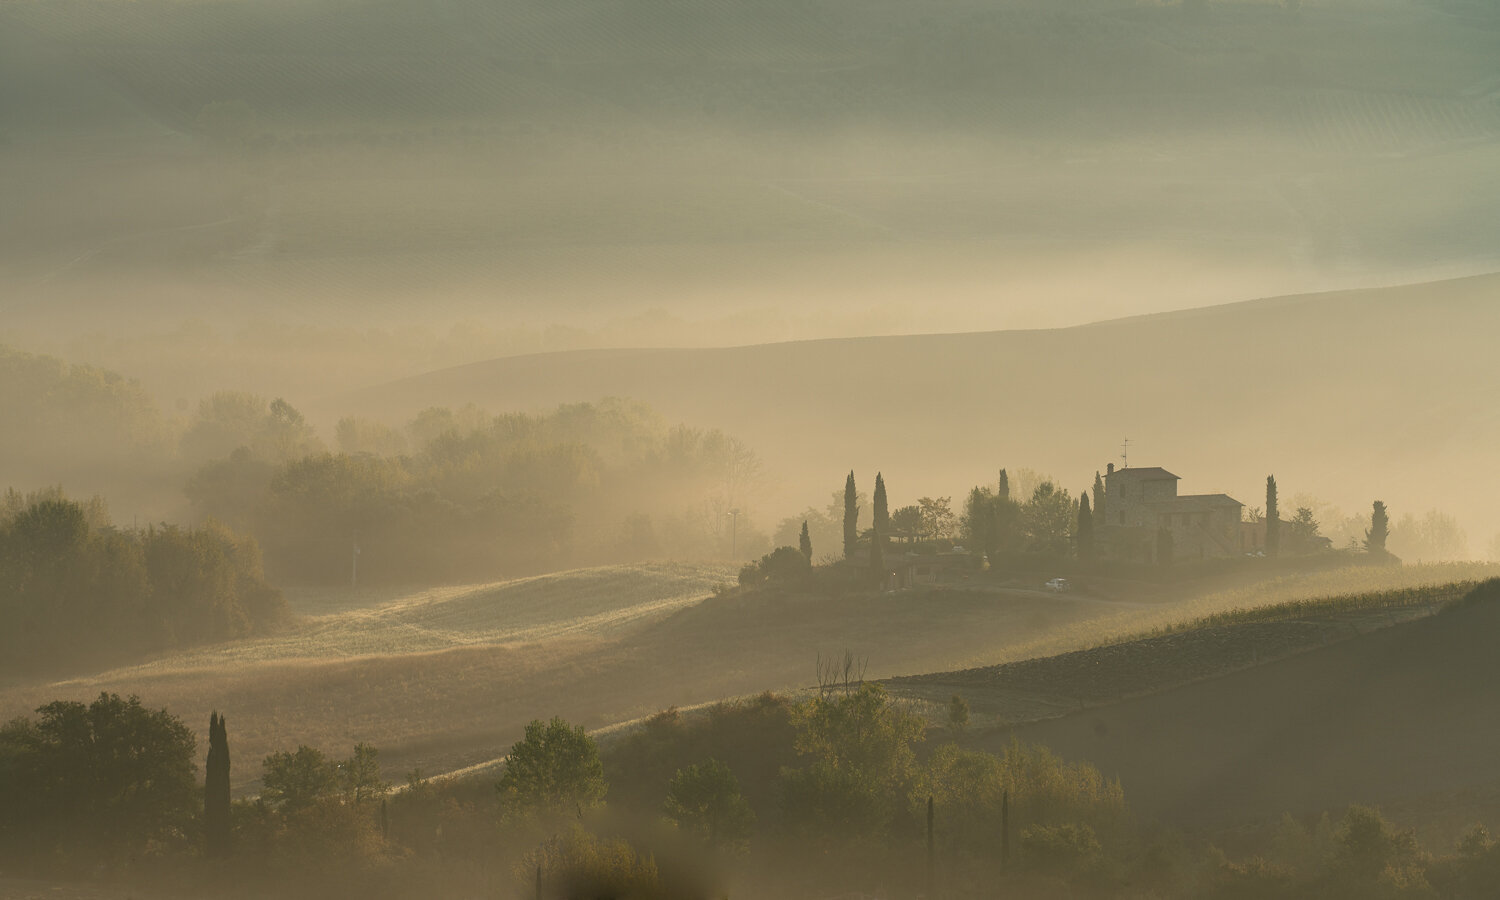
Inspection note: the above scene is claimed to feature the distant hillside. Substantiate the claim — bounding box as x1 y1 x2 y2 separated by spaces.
991 579 1500 829
344 272 1500 540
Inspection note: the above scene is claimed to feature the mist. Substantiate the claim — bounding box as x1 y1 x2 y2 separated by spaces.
5 0 1500 896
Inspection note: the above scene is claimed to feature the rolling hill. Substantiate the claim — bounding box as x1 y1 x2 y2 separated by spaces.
4 558 1487 796
987 579 1500 836
341 272 1500 544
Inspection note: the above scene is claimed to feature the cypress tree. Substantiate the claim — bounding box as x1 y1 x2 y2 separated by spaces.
872 472 889 575
997 469 1010 503
1265 475 1280 558
1077 493 1094 561
799 520 812 560
205 711 231 858
1092 471 1106 522
843 471 859 560
1366 501 1389 554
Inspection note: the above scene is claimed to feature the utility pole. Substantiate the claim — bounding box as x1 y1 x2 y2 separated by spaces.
727 508 740 558
1001 789 1011 873
351 536 360 590
926 795 935 899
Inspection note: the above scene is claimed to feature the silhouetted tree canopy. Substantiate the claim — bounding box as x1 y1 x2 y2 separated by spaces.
497 717 607 817
0 488 285 672
0 693 196 860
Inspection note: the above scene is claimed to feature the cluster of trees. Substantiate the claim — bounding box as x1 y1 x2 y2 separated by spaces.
185 398 770 583
0 343 779 583
0 489 285 671
1205 805 1500 899
780 468 1079 567
0 694 198 864
10 688 1500 898
517 685 1126 895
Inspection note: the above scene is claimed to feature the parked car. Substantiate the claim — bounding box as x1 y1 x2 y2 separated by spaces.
1044 577 1071 593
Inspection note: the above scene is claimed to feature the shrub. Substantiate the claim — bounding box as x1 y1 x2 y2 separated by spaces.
1021 823 1101 875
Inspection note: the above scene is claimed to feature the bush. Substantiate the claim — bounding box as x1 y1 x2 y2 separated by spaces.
738 545 812 586
664 758 755 847
1021 823 1101 875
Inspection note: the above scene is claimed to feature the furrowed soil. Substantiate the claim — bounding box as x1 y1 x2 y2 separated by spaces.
961 583 1500 838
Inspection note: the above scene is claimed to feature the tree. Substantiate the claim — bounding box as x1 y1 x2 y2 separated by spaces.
799 520 812 560
1265 476 1280 559
1021 483 1073 554
205 711 231 858
871 472 888 574
961 487 997 554
917 496 957 541
891 504 923 536
1092 472 1106 523
0 693 197 857
340 742 388 804
664 758 755 846
948 695 970 733
496 717 606 816
781 684 926 840
998 469 1010 503
775 508 837 563
1389 510 1470 562
1288 507 1321 552
1077 493 1095 562
843 471 859 560
262 746 339 813
1365 501 1389 554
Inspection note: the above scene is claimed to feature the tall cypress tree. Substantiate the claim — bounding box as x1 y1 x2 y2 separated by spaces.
1077 493 1094 561
1265 475 1280 559
1366 501 1389 554
843 471 859 560
1092 472 1106 523
205 711 231 858
997 469 1010 503
799 520 813 560
872 472 889 575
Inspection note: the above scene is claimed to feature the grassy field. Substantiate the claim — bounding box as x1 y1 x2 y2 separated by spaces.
89 562 737 674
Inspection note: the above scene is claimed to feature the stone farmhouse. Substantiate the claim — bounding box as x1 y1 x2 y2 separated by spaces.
1096 464 1245 563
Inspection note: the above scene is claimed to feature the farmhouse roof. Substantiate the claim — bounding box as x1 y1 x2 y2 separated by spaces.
1177 493 1243 507
1111 466 1179 480
1151 494 1244 512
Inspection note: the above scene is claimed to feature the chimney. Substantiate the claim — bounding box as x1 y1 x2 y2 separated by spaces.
1107 463 1115 475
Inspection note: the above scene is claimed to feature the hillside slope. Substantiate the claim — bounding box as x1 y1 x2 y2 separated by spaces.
991 581 1500 828
344 272 1500 537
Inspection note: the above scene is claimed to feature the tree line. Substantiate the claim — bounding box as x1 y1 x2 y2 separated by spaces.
7 685 1500 898
0 488 285 672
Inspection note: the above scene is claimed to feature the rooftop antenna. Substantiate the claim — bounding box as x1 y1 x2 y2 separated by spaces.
1121 437 1131 469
